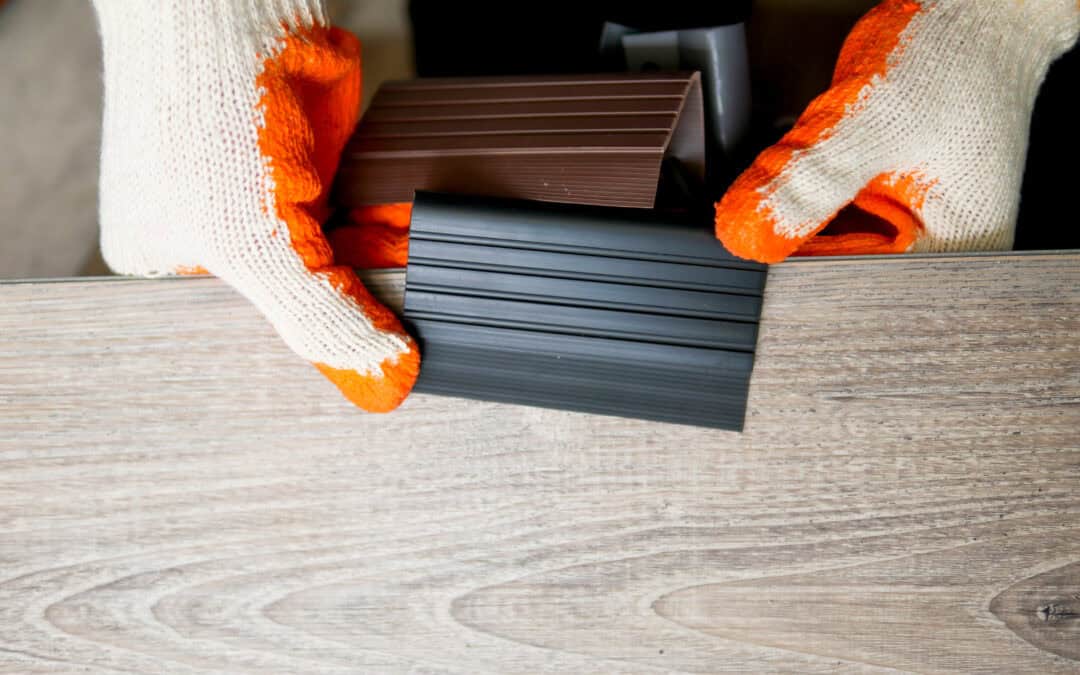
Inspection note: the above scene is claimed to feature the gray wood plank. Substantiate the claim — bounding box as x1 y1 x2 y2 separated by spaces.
0 253 1078 673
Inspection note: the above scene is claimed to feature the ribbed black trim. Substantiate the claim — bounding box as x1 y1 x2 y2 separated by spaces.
404 192 766 430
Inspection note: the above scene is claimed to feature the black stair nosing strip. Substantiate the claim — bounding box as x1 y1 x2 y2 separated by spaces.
409 319 755 373
404 292 758 352
416 370 750 411
410 231 765 271
405 312 757 354
408 260 763 298
405 284 761 324
407 240 766 295
410 191 766 271
412 375 748 430
412 321 760 373
416 366 751 408
409 231 767 273
404 192 761 431
414 366 751 410
413 361 749 413
415 342 753 393
404 287 763 328
410 329 756 381
403 285 762 331
413 387 747 431
407 258 765 297
413 383 748 430
406 267 763 322
407 238 767 292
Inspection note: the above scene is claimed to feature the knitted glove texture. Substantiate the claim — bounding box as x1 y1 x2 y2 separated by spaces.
716 0 1080 263
92 0 418 411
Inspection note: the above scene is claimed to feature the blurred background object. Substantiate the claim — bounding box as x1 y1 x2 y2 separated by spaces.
0 0 103 278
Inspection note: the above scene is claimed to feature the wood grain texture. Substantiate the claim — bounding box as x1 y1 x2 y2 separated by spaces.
1 253 1078 673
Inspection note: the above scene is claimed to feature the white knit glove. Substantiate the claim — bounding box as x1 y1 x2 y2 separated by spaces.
716 0 1080 263
91 0 418 411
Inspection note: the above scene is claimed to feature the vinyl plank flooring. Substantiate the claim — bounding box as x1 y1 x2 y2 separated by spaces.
0 253 1077 673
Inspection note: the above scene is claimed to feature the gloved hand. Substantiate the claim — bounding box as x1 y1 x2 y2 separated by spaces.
715 0 1080 263
91 0 418 411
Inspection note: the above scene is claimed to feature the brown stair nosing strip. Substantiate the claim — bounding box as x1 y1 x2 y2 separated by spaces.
335 71 703 209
